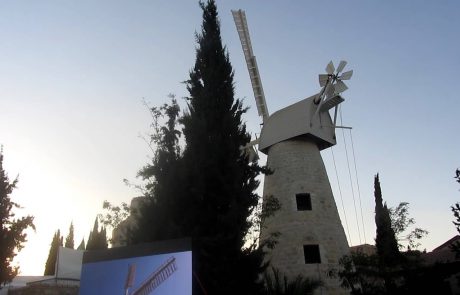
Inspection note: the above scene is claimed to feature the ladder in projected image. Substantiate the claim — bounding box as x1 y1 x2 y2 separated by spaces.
124 257 177 295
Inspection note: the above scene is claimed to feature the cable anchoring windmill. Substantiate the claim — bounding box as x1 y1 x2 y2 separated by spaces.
233 10 351 294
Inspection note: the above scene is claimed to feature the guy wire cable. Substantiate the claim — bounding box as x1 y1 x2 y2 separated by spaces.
331 146 352 245
339 106 362 244
349 128 367 243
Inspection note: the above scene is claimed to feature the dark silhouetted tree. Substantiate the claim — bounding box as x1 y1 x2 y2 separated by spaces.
0 148 35 285
373 174 403 294
133 1 269 294
77 238 85 250
451 169 460 257
339 174 453 294
374 174 400 267
44 229 62 275
64 222 74 249
451 203 460 256
263 267 322 295
98 200 130 229
86 217 107 250
180 1 268 293
98 200 130 244
388 202 428 250
134 97 182 243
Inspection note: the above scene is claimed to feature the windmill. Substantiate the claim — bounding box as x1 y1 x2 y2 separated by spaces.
232 10 351 294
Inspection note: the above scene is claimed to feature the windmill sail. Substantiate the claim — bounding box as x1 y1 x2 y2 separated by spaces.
232 10 269 122
130 257 177 295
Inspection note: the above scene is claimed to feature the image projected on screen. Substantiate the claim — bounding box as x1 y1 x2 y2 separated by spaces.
125 257 177 295
79 240 191 295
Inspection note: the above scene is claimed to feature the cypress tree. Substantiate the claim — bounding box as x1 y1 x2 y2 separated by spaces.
64 222 74 249
100 226 108 248
86 218 107 250
44 230 62 275
133 1 267 294
86 218 97 250
180 1 266 293
77 238 85 250
374 174 400 267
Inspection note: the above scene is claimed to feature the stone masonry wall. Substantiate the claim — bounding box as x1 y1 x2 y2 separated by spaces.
260 139 350 295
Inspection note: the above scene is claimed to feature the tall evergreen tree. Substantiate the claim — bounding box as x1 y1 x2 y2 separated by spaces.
44 229 62 275
86 217 107 250
77 238 85 250
64 222 74 249
374 174 400 267
0 149 35 285
133 1 268 294
101 226 107 247
180 1 266 293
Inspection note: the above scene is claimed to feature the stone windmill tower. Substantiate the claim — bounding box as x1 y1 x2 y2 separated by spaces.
232 10 352 294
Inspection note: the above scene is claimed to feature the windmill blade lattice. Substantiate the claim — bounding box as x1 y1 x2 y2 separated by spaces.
232 9 269 122
316 60 353 103
339 70 353 80
336 60 347 73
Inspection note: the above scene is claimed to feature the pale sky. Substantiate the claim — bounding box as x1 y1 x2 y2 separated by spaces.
1 1 459 275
